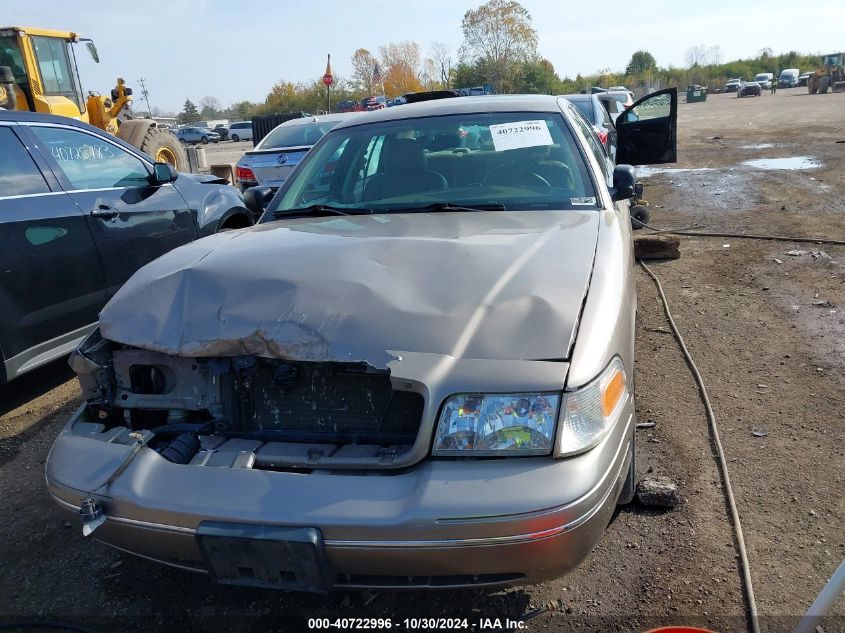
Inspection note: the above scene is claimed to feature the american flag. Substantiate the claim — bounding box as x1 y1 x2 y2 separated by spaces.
372 63 381 84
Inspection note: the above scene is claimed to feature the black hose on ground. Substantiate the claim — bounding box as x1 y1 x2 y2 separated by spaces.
640 221 845 246
640 260 760 633
0 621 101 633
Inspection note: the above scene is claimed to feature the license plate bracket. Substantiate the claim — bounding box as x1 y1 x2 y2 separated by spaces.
196 522 332 593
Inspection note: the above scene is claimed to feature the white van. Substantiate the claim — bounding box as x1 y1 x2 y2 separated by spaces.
778 69 800 88
229 121 254 142
754 73 774 89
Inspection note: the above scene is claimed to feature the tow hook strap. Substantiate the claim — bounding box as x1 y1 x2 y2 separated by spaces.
78 432 147 537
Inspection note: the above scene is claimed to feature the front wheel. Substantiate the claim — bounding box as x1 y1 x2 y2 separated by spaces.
819 76 830 94
201 136 209 144
231 134 240 142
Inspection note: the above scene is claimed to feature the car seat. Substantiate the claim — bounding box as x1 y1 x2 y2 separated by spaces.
363 138 448 201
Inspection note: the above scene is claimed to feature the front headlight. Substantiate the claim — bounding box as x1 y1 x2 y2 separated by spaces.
433 393 560 456
555 357 628 457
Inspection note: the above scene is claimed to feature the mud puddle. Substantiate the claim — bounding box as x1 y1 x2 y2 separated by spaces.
741 156 822 170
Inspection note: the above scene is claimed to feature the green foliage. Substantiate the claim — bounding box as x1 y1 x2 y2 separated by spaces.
626 51 657 76
459 0 538 93
515 59 559 94
178 98 199 124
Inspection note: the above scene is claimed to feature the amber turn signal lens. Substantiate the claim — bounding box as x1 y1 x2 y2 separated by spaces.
601 368 625 417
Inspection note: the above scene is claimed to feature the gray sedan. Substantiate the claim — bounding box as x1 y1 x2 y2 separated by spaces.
47 91 678 591
235 113 359 192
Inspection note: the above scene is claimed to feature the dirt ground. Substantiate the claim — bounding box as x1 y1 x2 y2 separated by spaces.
1 90 843 633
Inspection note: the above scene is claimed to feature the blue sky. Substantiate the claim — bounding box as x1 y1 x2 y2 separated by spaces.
7 0 844 112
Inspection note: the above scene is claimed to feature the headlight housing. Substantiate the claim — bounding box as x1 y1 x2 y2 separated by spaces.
433 393 560 456
555 357 628 457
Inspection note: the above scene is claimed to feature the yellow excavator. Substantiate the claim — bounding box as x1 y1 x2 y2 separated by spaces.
0 26 186 169
807 52 845 94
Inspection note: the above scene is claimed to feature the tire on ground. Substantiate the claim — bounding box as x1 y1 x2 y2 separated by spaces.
631 205 650 230
138 127 188 171
819 76 830 94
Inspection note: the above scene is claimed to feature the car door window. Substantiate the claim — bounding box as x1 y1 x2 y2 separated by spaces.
567 106 612 183
618 92 671 125
30 126 151 190
0 127 51 196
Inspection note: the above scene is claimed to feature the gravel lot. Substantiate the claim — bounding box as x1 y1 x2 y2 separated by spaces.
1 90 843 633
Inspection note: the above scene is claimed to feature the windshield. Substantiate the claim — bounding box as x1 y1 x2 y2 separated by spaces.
754 74 769 81
267 111 599 217
257 120 340 149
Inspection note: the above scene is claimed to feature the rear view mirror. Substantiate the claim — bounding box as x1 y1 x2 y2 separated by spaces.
151 162 176 185
85 41 99 63
610 165 636 201
243 186 275 216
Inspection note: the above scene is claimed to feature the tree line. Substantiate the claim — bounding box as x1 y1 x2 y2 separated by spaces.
172 0 825 121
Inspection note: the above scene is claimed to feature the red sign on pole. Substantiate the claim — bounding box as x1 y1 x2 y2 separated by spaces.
322 74 333 87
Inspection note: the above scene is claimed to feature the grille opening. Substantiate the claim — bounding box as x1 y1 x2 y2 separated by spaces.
228 359 424 445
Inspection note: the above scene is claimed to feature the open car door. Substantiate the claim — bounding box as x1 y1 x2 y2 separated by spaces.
615 88 677 165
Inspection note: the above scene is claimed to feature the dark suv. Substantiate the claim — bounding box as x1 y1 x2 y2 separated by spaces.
559 93 618 162
0 111 253 382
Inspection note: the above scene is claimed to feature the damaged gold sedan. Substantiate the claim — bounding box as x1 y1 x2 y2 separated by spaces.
47 91 678 591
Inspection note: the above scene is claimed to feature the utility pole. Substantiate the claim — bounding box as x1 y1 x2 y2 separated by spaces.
138 77 153 117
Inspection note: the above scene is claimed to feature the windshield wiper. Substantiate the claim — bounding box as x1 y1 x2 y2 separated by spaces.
273 204 370 218
394 202 507 213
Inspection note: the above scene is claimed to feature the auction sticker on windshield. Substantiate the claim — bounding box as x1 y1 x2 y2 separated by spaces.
489 120 553 152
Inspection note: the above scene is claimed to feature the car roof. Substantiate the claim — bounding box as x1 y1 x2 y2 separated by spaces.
331 94 563 130
281 112 362 127
558 93 593 102
0 109 151 157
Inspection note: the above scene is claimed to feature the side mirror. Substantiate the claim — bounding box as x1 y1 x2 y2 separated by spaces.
151 162 177 185
85 41 100 63
243 186 274 216
610 165 637 201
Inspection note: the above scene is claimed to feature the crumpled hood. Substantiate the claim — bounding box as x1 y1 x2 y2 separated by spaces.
99 211 600 366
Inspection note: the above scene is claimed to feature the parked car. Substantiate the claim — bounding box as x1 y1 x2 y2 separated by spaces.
336 100 358 113
597 93 625 123
0 110 252 383
738 81 763 97
560 93 617 161
175 127 220 144
604 90 635 108
725 78 743 93
213 124 229 141
235 113 358 191
361 95 387 111
229 121 254 143
797 71 813 87
47 89 678 590
754 72 774 89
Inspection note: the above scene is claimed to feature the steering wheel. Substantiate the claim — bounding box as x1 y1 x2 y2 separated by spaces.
526 172 552 190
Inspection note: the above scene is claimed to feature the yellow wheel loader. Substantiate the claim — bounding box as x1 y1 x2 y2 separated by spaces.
0 26 186 170
807 52 845 94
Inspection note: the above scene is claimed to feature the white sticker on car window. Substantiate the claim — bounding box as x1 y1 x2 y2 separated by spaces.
489 120 553 152
570 197 597 205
